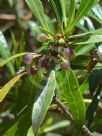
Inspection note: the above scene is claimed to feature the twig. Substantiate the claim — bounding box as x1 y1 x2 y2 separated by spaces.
0 12 32 21
53 96 93 136
0 14 16 20
82 125 93 136
53 97 73 121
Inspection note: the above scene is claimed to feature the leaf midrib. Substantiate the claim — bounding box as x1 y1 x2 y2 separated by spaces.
65 70 80 121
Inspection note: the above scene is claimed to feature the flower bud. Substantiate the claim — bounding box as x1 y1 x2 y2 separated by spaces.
63 47 73 57
58 38 65 45
23 54 33 64
56 33 63 39
37 33 48 42
60 60 70 70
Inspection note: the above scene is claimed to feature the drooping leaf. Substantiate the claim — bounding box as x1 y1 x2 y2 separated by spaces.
32 70 56 136
0 31 15 75
0 72 26 102
56 69 85 125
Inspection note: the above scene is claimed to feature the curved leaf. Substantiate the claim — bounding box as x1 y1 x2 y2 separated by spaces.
32 70 56 136
0 72 26 102
0 52 40 67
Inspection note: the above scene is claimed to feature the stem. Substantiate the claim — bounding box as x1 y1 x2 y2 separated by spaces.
53 96 93 136
81 125 93 136
53 97 73 121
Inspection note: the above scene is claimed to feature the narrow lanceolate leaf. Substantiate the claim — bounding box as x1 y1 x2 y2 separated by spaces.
0 72 26 102
0 52 40 67
56 69 85 125
59 0 67 27
76 35 102 45
66 0 75 29
65 0 96 34
49 0 61 24
69 28 102 39
0 31 15 75
32 70 56 136
25 0 49 30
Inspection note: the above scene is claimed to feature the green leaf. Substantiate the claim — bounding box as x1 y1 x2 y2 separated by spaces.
0 52 40 67
25 0 49 30
0 31 15 75
59 0 67 27
15 70 44 113
92 4 102 21
69 28 102 39
44 120 69 133
76 35 102 45
75 44 95 55
49 0 62 24
65 0 96 34
4 106 32 136
27 127 34 136
0 72 26 102
56 69 85 125
32 70 56 136
66 0 76 29
71 55 90 69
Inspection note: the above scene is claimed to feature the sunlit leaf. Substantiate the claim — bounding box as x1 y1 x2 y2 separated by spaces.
0 72 26 102
32 70 56 136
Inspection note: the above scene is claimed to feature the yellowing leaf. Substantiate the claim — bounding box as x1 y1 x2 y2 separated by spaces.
0 72 26 102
